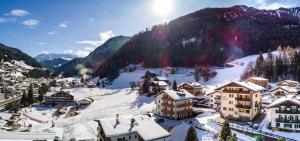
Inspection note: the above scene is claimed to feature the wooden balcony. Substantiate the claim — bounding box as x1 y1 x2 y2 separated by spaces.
275 109 300 114
236 104 252 109
176 102 192 108
161 109 174 115
161 102 173 107
276 118 300 123
236 97 251 101
223 89 251 94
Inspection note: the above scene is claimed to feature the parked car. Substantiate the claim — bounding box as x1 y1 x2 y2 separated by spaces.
253 124 259 129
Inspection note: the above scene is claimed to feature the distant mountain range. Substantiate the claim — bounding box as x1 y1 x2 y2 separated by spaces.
55 36 131 76
95 5 300 79
35 53 78 62
0 43 41 68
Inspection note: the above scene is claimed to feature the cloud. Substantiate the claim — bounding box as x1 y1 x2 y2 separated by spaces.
76 30 115 47
0 17 16 23
89 18 95 22
22 19 40 28
254 0 296 9
36 42 47 45
9 9 29 17
63 48 93 58
59 21 70 28
48 30 58 35
42 51 49 54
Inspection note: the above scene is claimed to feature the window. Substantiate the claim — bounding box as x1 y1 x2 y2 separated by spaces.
280 106 286 111
229 101 233 104
292 106 297 112
246 110 250 113
223 107 227 110
276 123 280 127
229 108 234 111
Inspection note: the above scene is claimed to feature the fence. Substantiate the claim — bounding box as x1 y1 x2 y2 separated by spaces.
210 119 297 141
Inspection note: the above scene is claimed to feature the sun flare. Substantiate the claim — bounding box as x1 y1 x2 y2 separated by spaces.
153 0 173 16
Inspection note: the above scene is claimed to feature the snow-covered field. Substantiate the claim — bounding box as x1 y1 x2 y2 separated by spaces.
21 88 155 140
18 52 281 140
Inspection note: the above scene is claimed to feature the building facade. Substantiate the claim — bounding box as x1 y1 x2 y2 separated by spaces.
246 77 268 88
155 90 194 120
216 81 264 121
44 91 75 105
268 97 300 131
178 82 204 96
207 91 221 111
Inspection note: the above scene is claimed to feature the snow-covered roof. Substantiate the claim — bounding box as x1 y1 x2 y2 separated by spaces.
179 82 204 88
0 131 55 141
248 77 268 81
277 80 300 85
269 86 298 93
159 89 194 100
151 81 168 86
155 76 168 81
99 115 170 141
267 95 300 108
217 81 265 92
169 122 191 141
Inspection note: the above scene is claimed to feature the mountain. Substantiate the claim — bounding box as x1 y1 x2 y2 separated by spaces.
0 43 41 68
56 36 131 77
40 58 69 71
35 53 78 62
95 5 300 79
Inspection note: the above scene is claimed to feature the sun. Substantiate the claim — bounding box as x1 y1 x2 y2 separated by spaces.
153 0 173 17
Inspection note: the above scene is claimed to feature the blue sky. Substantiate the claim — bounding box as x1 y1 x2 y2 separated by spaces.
0 0 299 57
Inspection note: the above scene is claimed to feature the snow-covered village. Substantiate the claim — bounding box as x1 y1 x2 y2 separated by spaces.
2 1 300 141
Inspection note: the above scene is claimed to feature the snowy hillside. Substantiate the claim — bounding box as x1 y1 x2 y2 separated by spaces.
94 52 278 89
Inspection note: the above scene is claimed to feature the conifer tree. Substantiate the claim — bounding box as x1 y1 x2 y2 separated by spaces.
220 121 232 141
20 90 27 106
185 126 198 141
227 133 238 141
27 85 34 105
255 52 264 77
172 80 177 90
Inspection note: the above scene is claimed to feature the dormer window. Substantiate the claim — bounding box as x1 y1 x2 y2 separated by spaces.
280 106 286 111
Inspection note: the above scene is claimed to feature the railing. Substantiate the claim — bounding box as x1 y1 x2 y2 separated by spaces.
236 97 251 101
223 90 251 94
276 118 300 123
236 104 252 109
161 102 173 107
275 109 300 114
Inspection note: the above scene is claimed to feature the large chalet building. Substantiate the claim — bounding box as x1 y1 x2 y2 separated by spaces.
246 77 268 88
267 96 300 131
178 82 204 96
44 91 75 105
216 81 265 121
96 115 170 141
207 91 221 111
155 89 194 120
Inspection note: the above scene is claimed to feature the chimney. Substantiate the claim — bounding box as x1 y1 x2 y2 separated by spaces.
116 114 120 124
130 118 135 127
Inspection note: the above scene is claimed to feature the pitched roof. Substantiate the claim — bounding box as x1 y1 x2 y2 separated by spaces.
267 96 300 108
99 115 170 141
216 81 265 92
158 89 194 100
155 76 168 81
248 77 268 81
150 81 168 86
269 86 298 93
179 82 204 88
277 80 300 85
